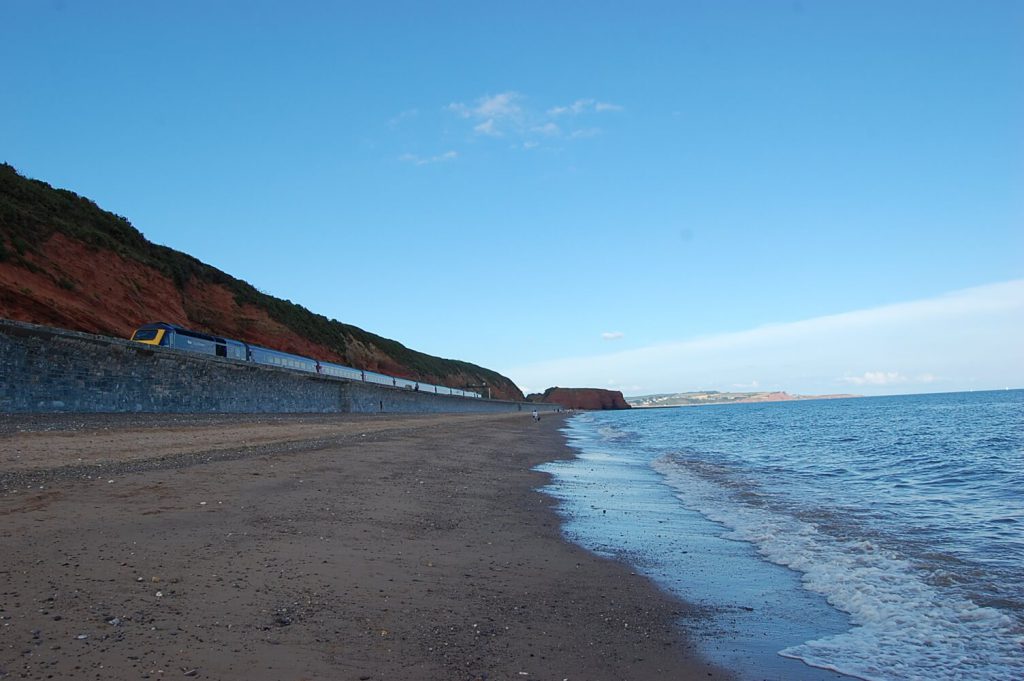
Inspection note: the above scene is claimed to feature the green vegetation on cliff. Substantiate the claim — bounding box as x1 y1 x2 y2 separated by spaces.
0 163 520 398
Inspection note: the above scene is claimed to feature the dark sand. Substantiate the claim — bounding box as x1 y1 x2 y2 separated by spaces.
0 413 731 680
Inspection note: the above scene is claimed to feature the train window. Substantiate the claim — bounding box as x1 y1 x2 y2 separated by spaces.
133 329 159 341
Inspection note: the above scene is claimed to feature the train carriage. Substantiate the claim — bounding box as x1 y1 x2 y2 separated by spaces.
318 361 364 381
247 345 318 373
363 370 396 387
394 377 417 390
130 322 483 398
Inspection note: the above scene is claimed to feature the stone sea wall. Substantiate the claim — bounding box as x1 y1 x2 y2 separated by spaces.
0 320 550 414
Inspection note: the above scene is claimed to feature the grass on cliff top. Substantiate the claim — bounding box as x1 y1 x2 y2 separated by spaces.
0 162 513 391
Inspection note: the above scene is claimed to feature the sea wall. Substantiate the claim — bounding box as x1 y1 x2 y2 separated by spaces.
0 320 550 414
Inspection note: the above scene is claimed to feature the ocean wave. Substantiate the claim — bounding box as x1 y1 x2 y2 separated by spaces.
653 454 1024 681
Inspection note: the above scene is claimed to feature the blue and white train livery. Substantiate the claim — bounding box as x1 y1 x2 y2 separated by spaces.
130 322 481 398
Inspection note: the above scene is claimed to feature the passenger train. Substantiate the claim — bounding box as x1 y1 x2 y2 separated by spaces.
130 322 481 398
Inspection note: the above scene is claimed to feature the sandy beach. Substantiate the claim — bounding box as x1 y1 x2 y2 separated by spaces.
0 412 731 680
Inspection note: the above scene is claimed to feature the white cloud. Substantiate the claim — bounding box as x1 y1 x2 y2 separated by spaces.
601 331 625 340
504 280 1024 396
532 122 561 136
473 119 501 136
570 127 602 139
841 371 907 386
446 91 620 144
548 99 623 116
841 371 940 386
548 99 593 116
474 92 522 119
448 92 525 136
399 150 458 165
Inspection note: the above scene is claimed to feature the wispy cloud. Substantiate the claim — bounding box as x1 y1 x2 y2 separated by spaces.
841 371 907 386
570 127 602 139
444 91 621 146
399 150 458 166
601 331 625 340
473 119 501 136
531 122 561 136
841 371 938 386
504 280 1024 396
449 92 524 119
548 99 623 116
448 92 525 138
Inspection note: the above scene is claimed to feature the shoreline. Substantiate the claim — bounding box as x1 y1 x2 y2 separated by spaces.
0 412 731 680
547 413 855 681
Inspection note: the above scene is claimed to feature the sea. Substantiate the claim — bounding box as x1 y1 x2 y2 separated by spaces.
538 390 1024 681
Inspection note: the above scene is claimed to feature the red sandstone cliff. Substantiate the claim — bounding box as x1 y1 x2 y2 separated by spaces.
0 164 523 399
530 387 631 410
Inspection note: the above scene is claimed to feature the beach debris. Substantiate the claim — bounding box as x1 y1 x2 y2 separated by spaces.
75 634 88 640
181 668 198 677
155 591 163 598
107 617 121 626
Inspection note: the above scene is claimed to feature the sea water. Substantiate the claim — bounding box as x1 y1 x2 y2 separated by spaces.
538 390 1024 680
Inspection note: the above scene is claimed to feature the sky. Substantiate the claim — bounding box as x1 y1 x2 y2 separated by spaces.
2 1 1021 396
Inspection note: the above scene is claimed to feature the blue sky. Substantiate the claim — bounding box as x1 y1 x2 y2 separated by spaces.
2 1 1022 395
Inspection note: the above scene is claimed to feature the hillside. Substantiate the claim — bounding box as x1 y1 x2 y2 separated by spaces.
628 390 860 407
0 163 523 400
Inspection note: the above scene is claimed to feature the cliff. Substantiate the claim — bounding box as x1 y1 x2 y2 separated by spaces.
0 163 523 400
529 387 631 410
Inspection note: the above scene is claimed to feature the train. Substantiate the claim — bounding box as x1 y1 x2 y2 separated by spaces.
129 322 482 398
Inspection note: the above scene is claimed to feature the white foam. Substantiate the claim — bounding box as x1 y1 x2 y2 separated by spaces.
652 455 1024 681
596 425 629 441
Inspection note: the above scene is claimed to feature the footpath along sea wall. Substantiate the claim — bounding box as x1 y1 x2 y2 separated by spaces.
0 319 553 415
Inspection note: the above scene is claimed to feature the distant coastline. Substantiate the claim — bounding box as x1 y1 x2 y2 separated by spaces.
628 390 862 408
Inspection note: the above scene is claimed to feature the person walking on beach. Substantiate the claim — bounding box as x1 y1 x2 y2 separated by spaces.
532 409 540 422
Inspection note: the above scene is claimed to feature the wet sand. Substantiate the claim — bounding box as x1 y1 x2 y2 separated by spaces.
0 412 731 680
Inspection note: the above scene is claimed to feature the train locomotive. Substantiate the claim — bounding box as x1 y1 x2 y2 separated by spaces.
130 322 480 398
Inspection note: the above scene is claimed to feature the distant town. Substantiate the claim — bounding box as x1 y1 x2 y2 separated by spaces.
627 390 861 408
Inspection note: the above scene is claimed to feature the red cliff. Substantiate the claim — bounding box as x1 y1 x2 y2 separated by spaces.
0 164 523 400
531 387 631 411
